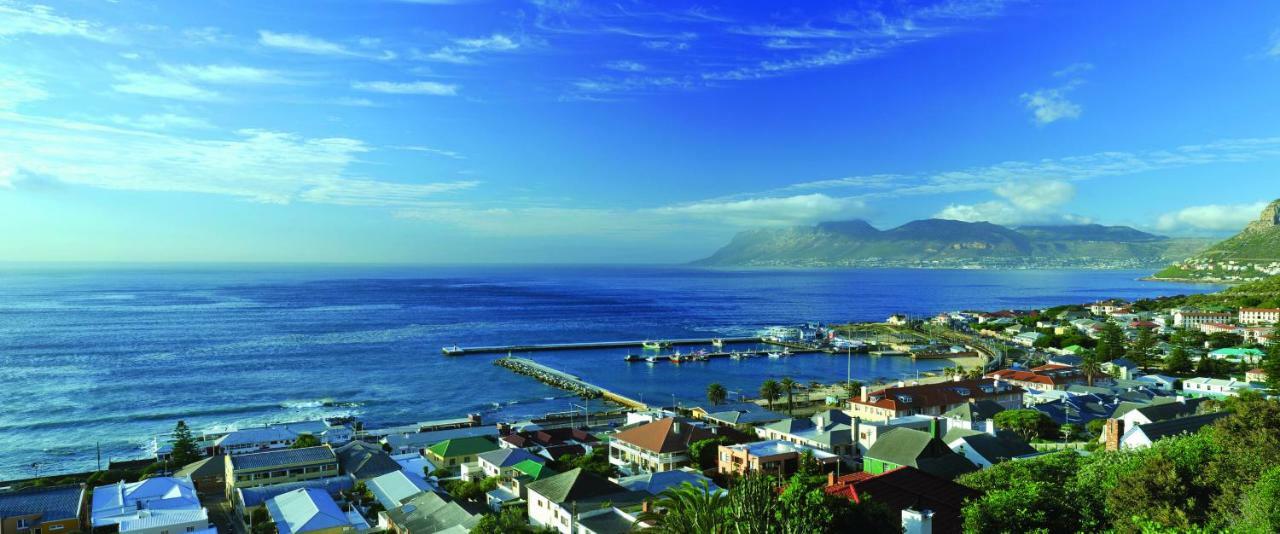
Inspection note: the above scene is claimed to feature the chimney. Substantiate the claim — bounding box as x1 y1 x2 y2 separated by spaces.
984 419 996 436
902 508 934 534
929 418 941 440
827 472 836 487
642 500 652 514
897 380 906 388
1104 419 1124 452
860 386 869 403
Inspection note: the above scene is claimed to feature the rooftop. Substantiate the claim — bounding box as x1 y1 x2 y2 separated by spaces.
229 446 336 472
265 487 351 534
334 441 401 480
0 485 84 523
853 379 1022 412
427 436 498 458
610 418 715 454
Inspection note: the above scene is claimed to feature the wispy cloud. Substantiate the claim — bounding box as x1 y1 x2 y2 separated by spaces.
111 72 222 101
0 67 47 109
1021 63 1089 125
652 193 868 227
0 1 113 41
258 30 394 60
390 145 466 159
351 80 458 96
415 33 521 64
935 180 1086 225
107 113 214 131
604 60 646 72
0 110 474 207
159 64 293 85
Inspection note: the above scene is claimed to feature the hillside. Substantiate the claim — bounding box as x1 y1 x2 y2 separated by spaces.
1154 199 1280 282
695 219 1209 268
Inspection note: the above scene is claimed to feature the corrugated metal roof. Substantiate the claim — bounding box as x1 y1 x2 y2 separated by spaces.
230 446 336 471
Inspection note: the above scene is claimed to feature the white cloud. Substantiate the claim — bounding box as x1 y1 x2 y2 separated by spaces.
763 38 813 49
455 34 519 51
0 2 112 41
1020 87 1081 125
643 40 690 51
160 64 291 85
390 145 465 159
0 69 47 110
604 60 646 72
395 206 666 237
417 33 521 64
934 180 1081 225
111 72 221 101
1053 62 1094 78
1268 31 1280 57
258 30 394 59
652 193 867 227
0 110 474 207
108 113 214 131
1155 202 1270 233
351 80 458 96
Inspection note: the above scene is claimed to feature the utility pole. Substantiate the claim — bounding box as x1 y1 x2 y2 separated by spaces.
97 442 102 472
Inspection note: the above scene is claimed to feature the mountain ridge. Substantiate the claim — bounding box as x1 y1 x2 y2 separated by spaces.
1153 199 1280 282
695 219 1209 268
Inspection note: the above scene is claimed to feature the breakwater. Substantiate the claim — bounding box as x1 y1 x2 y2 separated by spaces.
444 336 762 355
495 357 648 409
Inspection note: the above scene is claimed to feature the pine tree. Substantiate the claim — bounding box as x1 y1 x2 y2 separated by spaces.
171 420 202 466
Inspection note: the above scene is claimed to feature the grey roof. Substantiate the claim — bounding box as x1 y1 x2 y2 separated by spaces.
476 447 542 469
1132 412 1229 442
174 455 227 480
945 429 1037 463
617 470 722 496
942 400 1007 422
525 468 635 505
1131 399 1205 423
703 408 786 426
237 476 354 509
384 491 484 533
265 488 350 534
383 426 499 450
0 485 84 522
865 428 978 480
335 441 401 480
578 509 637 534
230 446 336 471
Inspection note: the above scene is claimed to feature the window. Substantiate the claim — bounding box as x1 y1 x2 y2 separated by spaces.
16 519 29 529
187 528 195 532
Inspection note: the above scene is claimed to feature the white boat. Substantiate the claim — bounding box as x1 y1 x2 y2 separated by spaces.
767 352 782 359
711 338 724 348
730 352 742 360
646 355 660 363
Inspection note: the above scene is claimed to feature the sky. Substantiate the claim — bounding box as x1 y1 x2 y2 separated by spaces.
1 0 1279 263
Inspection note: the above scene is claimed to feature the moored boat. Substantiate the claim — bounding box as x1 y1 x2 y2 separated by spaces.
712 338 724 348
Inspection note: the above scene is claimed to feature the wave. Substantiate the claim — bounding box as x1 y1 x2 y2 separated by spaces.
0 398 366 433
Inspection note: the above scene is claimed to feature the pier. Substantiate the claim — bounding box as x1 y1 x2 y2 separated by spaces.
444 336 762 356
495 357 649 410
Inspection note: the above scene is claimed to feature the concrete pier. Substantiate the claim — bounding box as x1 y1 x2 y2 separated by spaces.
495 357 649 410
444 336 762 356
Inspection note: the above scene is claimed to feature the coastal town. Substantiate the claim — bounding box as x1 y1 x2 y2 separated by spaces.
3 275 1280 534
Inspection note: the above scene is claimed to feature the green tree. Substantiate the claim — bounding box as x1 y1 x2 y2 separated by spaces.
637 480 726 534
689 437 731 471
780 377 797 415
1263 339 1280 394
1128 327 1157 370
170 420 201 466
471 506 538 534
290 434 321 449
1080 353 1103 387
706 383 727 407
842 380 863 400
994 409 1058 442
759 380 781 412
1097 323 1127 361
1164 346 1193 374
1238 466 1280 533
550 446 618 478
444 476 498 502
723 473 781 534
250 507 277 534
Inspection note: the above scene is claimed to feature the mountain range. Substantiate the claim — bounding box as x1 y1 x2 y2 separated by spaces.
1154 199 1280 282
695 219 1210 268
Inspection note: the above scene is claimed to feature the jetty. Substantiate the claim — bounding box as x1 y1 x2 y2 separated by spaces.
495 357 649 410
444 336 762 356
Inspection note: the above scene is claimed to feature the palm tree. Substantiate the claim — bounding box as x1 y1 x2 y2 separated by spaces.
760 380 781 412
780 377 797 415
1080 353 1102 386
706 383 727 407
636 480 725 533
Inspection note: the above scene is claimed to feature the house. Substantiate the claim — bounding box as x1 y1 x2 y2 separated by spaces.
334 441 402 482
485 459 559 512
525 469 645 534
943 426 1038 468
690 402 787 430
608 418 715 474
234 477 354 518
1172 310 1233 329
173 456 227 496
1239 307 1280 325
848 379 1024 422
1247 368 1268 383
825 467 980 534
226 446 340 495
91 478 211 534
861 421 978 480
0 484 86 534
381 426 499 456
1182 377 1266 398
941 399 1007 428
716 440 839 477
1108 412 1230 450
1135 374 1181 392
1114 398 1206 427
473 448 545 480
887 314 909 326
264 488 354 534
851 416 938 456
1102 358 1141 380
383 491 484 534
755 410 856 457
498 428 599 455
986 364 1088 392
574 508 639 534
366 471 432 511
1208 347 1265 364
617 468 723 496
425 437 499 474
1012 332 1044 347
207 420 353 456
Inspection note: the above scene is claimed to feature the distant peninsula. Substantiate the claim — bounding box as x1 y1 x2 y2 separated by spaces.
694 219 1210 269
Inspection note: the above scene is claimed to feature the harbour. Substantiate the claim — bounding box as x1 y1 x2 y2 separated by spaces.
442 336 763 355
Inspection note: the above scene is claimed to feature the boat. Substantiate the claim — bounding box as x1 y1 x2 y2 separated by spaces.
642 340 671 350
646 355 660 363
730 352 742 360
624 354 642 362
712 338 724 348
767 352 782 359
670 352 684 363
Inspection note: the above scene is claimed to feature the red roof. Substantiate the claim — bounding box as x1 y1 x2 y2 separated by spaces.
987 369 1057 386
1130 320 1159 329
610 418 714 454
851 379 1022 412
826 467 979 534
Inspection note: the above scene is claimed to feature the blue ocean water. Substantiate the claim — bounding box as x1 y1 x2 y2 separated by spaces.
0 265 1220 480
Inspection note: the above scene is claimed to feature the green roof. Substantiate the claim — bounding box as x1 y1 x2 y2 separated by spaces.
1062 345 1085 354
427 436 497 458
512 459 556 481
865 428 977 480
1209 348 1264 357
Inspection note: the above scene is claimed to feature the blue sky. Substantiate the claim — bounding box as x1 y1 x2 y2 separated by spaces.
2 0 1279 263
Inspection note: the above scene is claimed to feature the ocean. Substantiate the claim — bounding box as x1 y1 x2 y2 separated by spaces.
0 264 1220 480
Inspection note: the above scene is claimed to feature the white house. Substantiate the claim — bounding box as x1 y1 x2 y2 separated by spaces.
525 469 642 534
91 477 213 534
1117 412 1229 450
1182 377 1265 398
1239 308 1280 325
1172 310 1233 329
